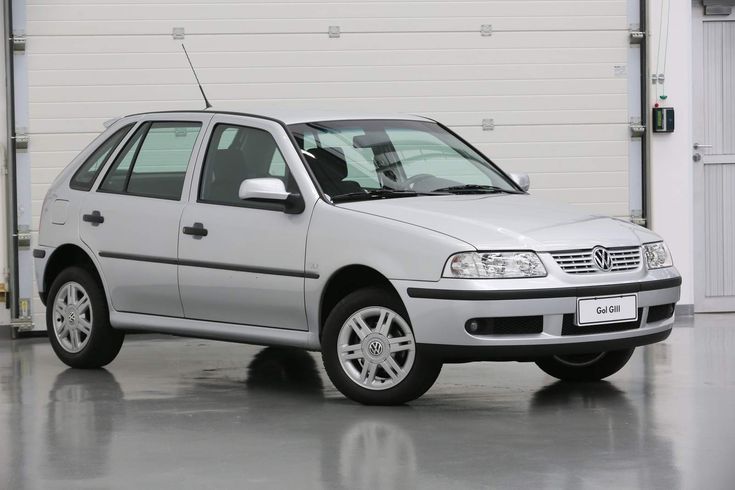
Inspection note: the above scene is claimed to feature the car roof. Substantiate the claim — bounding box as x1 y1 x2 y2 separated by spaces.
123 108 432 126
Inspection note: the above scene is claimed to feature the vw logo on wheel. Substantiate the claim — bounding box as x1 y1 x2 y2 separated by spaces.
592 246 613 272
368 340 384 357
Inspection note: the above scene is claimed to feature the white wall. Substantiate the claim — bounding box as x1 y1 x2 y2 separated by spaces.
647 0 694 306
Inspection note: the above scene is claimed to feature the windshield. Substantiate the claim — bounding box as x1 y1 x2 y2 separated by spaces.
288 120 520 202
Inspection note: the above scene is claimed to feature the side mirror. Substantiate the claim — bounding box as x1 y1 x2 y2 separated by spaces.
509 172 530 192
238 178 304 214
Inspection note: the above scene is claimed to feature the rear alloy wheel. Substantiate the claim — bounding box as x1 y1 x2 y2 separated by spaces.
47 266 124 368
52 281 94 353
535 348 635 382
322 288 441 405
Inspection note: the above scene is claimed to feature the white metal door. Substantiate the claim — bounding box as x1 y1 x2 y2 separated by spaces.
177 115 311 330
693 7 735 312
23 0 640 327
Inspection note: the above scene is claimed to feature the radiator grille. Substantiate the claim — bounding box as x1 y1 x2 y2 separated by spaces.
551 247 642 274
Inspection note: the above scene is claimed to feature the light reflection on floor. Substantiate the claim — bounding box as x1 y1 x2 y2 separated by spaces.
1 314 733 489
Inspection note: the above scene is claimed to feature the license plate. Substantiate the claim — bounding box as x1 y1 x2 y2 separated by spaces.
576 294 638 326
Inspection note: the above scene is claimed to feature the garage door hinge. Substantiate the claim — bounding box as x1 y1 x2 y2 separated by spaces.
11 32 26 52
16 225 31 249
629 29 645 44
328 26 340 38
629 118 645 137
172 27 185 40
482 118 495 131
481 24 492 37
630 210 646 226
12 130 29 149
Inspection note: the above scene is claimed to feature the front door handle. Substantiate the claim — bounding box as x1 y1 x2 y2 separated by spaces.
182 222 208 237
82 210 104 225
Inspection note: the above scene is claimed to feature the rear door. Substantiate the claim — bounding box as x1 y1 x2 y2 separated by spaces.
177 114 313 330
80 113 212 316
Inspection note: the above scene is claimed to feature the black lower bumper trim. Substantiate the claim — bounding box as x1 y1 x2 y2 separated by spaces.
407 276 682 301
418 328 672 363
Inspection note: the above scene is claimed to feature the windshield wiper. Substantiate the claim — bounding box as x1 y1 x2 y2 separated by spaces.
331 189 435 203
431 184 520 195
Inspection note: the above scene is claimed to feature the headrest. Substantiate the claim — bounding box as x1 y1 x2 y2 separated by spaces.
209 148 248 181
307 147 348 180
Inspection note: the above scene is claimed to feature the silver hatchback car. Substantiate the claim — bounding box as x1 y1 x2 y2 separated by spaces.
35 110 681 405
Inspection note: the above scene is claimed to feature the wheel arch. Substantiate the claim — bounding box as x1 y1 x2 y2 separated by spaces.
42 244 105 305
318 264 404 338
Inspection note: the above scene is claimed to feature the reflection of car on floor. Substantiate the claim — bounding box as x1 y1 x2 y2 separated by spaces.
35 109 681 404
45 369 124 480
38 347 677 488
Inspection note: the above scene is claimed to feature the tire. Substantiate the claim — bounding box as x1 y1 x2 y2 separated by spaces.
535 348 635 382
321 287 442 405
46 266 124 368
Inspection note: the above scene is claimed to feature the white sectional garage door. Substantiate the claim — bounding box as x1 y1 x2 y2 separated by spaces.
24 0 635 325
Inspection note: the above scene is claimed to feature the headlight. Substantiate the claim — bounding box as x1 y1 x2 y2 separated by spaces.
643 242 673 269
444 251 547 279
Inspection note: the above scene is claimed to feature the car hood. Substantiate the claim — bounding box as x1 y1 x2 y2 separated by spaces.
338 194 660 251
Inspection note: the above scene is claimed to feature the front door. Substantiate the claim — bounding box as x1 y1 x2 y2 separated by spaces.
693 6 735 312
80 113 211 316
177 115 313 330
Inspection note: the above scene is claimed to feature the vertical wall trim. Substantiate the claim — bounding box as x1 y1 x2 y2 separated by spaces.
640 0 649 227
6 0 31 325
3 0 19 318
628 0 648 226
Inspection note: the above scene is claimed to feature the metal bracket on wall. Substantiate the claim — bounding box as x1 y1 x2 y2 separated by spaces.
11 32 26 52
480 24 492 37
651 73 665 84
328 26 341 38
629 117 645 137
630 209 646 226
172 27 185 40
12 129 28 150
16 225 31 249
482 118 495 131
629 30 645 44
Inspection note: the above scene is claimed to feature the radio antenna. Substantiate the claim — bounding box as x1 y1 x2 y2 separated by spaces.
181 44 212 109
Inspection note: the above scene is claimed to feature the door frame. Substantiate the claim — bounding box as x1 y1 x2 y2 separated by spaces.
692 3 735 312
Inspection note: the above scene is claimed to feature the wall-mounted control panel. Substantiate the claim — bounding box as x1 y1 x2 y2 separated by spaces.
652 107 675 133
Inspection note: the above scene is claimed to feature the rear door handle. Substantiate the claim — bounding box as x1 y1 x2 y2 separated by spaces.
82 211 104 225
182 222 208 237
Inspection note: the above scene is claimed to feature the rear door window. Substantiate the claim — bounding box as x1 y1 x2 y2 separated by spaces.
99 122 201 200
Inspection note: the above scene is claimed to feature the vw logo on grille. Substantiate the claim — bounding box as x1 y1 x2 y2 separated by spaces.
368 340 384 357
592 246 613 271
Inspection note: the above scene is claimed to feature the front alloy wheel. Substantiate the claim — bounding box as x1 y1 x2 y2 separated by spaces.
337 306 416 390
322 287 442 405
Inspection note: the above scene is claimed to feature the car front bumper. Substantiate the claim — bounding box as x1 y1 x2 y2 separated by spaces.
392 268 681 362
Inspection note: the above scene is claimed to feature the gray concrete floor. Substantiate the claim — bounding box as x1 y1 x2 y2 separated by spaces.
1 315 734 490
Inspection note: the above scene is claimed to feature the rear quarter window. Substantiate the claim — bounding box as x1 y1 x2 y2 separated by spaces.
69 124 134 191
